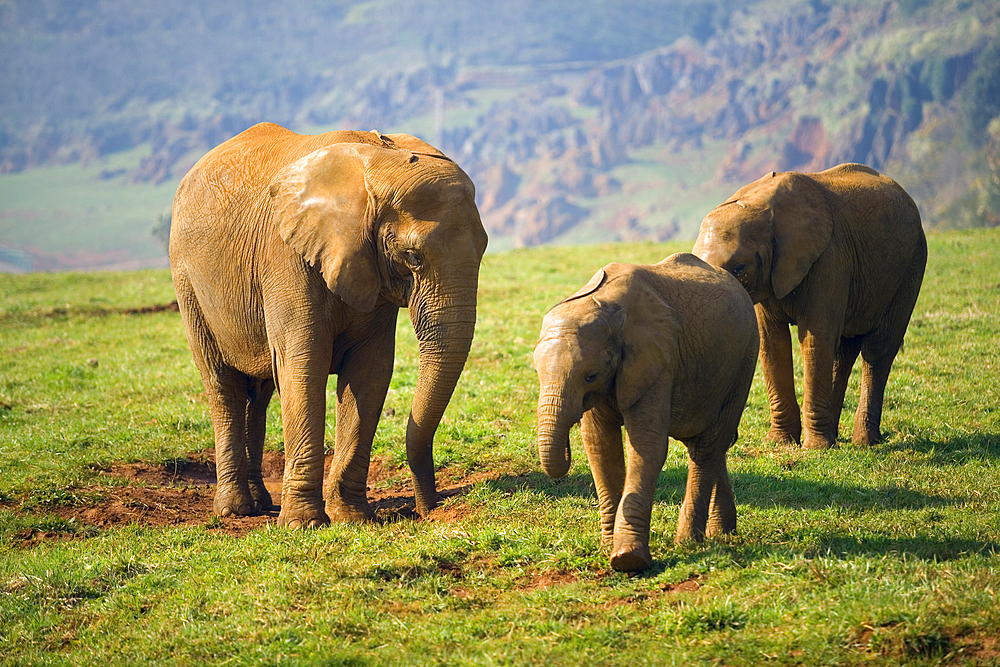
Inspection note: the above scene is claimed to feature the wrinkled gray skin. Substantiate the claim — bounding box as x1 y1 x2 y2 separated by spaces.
693 163 926 450
170 123 488 527
534 253 758 572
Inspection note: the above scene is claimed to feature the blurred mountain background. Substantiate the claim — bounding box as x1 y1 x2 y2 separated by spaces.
1 0 998 271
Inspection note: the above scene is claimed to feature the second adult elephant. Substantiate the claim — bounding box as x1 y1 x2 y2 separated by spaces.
693 163 926 450
534 254 758 571
170 123 488 527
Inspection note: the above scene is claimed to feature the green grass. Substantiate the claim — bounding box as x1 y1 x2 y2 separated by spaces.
1 230 999 665
0 147 178 267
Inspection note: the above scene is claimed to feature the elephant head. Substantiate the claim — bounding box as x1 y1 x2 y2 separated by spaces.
692 171 833 302
533 267 677 478
269 141 488 514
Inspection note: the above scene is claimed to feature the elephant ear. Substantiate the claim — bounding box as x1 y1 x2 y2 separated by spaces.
561 268 607 304
769 173 834 299
609 276 681 411
269 144 380 312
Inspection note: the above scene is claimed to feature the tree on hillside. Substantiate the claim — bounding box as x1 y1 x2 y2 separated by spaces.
151 211 171 252
976 117 1000 227
960 40 1000 145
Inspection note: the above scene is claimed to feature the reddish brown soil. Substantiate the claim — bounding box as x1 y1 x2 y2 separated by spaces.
519 569 581 591
14 449 483 545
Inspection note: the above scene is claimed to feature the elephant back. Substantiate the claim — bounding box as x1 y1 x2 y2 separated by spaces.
648 252 758 354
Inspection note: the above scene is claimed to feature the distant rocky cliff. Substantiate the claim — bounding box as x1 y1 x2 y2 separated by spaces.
430 2 993 245
3 0 996 250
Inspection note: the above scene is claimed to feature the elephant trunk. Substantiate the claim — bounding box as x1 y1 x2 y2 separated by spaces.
536 390 574 478
406 278 478 516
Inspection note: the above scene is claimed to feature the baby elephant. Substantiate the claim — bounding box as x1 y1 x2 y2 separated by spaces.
534 253 758 572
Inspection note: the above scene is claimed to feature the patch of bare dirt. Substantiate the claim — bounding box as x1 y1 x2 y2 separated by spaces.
123 301 179 315
15 449 484 544
31 301 180 319
602 574 704 608
659 574 703 593
846 623 1000 663
519 569 581 591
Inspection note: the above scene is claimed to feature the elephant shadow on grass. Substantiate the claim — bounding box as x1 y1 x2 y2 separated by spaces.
479 432 998 566
333 431 996 527
883 431 1000 464
485 464 963 513
367 483 474 522
337 433 996 556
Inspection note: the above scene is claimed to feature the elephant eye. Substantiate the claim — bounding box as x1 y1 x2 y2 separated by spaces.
402 249 423 269
731 263 746 277
585 371 599 383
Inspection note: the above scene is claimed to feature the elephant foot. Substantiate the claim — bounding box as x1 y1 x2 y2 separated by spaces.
765 427 800 446
674 524 706 544
705 516 736 539
277 498 330 528
802 429 836 450
851 423 881 446
214 483 258 517
249 479 274 512
609 542 652 572
600 529 615 548
326 498 376 523
411 478 439 518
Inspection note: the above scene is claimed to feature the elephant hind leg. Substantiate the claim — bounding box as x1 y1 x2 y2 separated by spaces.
173 267 258 517
853 257 924 445
831 336 863 433
705 457 736 538
679 441 736 543
702 351 755 539
853 340 897 445
676 452 713 543
681 384 747 541
246 378 276 511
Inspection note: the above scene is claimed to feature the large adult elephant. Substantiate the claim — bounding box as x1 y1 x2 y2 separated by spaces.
693 163 926 450
170 123 488 527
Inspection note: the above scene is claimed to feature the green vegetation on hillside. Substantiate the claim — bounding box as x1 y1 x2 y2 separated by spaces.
1 230 998 665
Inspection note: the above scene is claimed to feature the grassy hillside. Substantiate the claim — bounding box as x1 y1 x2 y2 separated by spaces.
0 148 176 270
1 230 999 665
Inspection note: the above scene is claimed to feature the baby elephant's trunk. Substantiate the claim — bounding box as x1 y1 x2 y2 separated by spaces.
536 391 573 478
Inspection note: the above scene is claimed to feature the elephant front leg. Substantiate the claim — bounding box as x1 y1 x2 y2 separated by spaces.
325 315 396 522
610 401 670 572
798 326 839 450
581 403 625 547
275 354 333 528
757 305 801 445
